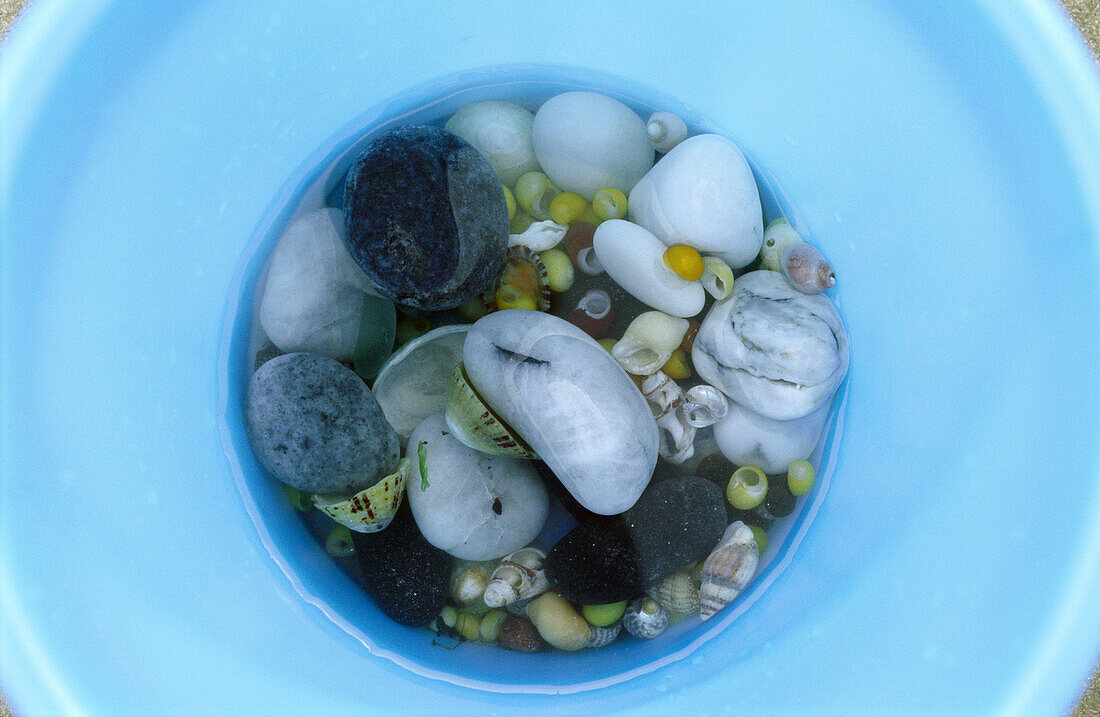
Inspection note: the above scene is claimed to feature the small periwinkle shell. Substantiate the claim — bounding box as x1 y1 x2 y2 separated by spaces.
646 111 689 154
781 242 836 294
647 569 701 614
567 289 613 339
622 597 669 639
449 559 497 607
586 622 622 649
443 101 540 187
532 92 654 200
593 219 705 318
612 311 690 376
699 521 759 620
628 134 763 269
483 547 549 608
312 457 410 533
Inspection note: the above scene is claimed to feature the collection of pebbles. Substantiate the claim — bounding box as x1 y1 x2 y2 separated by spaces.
244 90 849 654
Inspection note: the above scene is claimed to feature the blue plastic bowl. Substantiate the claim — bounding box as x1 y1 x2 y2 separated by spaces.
3 1 1100 714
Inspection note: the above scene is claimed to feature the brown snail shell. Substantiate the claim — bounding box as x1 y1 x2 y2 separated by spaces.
780 242 836 294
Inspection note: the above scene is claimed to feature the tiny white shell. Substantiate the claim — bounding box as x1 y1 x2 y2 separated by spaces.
483 547 549 608
760 218 804 272
622 597 669 639
646 111 689 153
677 385 730 429
508 219 569 252
593 220 705 318
612 311 690 375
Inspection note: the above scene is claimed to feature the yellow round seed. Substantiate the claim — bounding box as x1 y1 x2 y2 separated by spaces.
592 188 628 221
539 248 575 293
454 612 482 641
661 348 692 379
479 609 508 642
502 184 517 220
549 192 588 225
514 171 559 220
663 244 705 281
727 465 768 510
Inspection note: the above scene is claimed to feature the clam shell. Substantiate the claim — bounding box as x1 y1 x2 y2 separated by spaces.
444 363 538 458
699 521 759 620
612 311 690 376
622 597 669 639
586 622 622 649
312 457 410 533
483 547 549 608
647 569 701 614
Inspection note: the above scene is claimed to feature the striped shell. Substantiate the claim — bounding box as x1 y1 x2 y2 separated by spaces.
444 363 537 458
586 622 622 649
699 521 760 620
483 547 548 608
622 597 669 639
647 569 701 614
482 245 551 312
312 458 409 533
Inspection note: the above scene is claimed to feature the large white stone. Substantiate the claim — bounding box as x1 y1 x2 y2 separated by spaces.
406 413 548 561
532 92 654 200
258 209 375 361
444 101 540 187
692 270 849 421
463 310 658 515
713 400 830 474
627 134 763 269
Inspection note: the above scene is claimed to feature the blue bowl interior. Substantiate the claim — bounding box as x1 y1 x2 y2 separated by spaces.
3 0 1100 714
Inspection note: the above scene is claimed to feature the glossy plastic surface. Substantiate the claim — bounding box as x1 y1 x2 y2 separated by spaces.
3 1 1100 714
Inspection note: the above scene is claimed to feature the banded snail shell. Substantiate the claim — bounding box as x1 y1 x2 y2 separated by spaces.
312 458 409 533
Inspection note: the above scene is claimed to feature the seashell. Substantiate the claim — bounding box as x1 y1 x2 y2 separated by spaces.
692 271 849 421
699 521 760 620
647 569 701 614
713 399 829 474
372 324 469 446
586 622 622 649
612 311 690 376
593 219 705 318
781 242 836 294
539 248 575 293
525 591 591 651
532 91 654 200
487 245 551 312
628 134 763 269
759 218 804 272
479 609 509 642
622 597 669 639
462 310 659 515
641 371 696 464
483 547 549 608
505 596 534 616
677 384 730 429
313 457 410 533
646 111 689 154
562 222 604 276
444 363 537 458
700 256 735 301
443 101 540 187
449 559 498 607
508 219 569 252
567 288 613 339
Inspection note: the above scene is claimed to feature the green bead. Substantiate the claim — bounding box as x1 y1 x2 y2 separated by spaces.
748 524 768 553
352 293 396 380
787 459 816 496
582 600 628 627
325 524 355 558
727 465 768 510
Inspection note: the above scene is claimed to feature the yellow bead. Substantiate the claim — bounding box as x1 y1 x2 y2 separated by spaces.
539 248 575 293
495 284 538 311
749 525 768 553
502 184 516 220
663 244 705 281
549 192 588 225
661 348 692 379
454 611 482 642
514 171 559 220
598 337 619 353
592 188 628 221
580 207 602 225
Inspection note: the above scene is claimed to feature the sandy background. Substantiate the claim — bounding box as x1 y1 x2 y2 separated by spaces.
1 0 1099 715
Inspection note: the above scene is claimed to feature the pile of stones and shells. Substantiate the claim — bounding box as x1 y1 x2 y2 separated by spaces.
244 90 849 654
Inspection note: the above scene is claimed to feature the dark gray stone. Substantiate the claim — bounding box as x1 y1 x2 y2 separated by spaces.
343 125 509 311
352 500 453 627
545 476 727 604
246 352 399 494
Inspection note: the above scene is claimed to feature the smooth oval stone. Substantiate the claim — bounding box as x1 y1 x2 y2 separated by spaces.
443 101 540 187
406 413 549 561
692 270 850 421
258 209 376 362
343 125 509 310
532 92 654 200
592 219 706 318
352 500 453 626
545 476 727 604
462 310 658 515
628 134 764 269
245 353 399 494
713 399 830 474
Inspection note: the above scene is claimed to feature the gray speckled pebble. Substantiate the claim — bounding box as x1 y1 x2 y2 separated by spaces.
343 125 509 311
246 352 399 494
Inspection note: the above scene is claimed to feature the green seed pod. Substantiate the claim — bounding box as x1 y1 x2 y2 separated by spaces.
581 600 628 627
